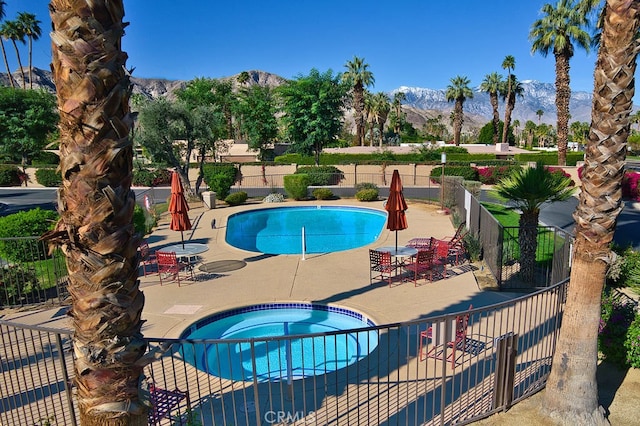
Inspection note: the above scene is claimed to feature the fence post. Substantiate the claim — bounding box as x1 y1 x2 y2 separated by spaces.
492 332 518 410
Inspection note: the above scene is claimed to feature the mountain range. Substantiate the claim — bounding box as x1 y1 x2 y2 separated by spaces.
1 67 597 133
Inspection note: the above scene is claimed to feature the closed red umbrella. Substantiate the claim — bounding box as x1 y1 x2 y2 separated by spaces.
385 169 408 251
169 171 191 248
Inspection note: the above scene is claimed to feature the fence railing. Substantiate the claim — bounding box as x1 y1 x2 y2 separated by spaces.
1 280 567 426
0 237 68 308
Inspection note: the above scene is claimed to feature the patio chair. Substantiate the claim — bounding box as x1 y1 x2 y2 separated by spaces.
139 240 157 276
156 251 194 286
433 239 450 277
419 304 473 369
406 237 434 251
369 249 396 287
403 249 438 286
441 222 469 265
147 382 190 425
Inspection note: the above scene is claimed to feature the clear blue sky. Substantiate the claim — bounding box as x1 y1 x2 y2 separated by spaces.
3 0 609 93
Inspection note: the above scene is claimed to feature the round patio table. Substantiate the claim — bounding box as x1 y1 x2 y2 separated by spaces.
162 243 209 266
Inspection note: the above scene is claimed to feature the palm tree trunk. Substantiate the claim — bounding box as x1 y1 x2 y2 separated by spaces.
501 77 512 144
453 100 463 145
490 92 499 145
46 1 148 424
9 39 25 88
555 52 571 166
28 36 33 89
503 93 516 146
0 40 15 87
543 1 639 423
518 211 538 285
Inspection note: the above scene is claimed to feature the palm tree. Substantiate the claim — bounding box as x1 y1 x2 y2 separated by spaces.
480 72 504 145
445 75 473 146
501 55 516 144
530 0 591 166
1 19 26 88
495 164 575 284
391 91 406 134
371 92 391 147
542 1 638 422
512 119 521 144
45 1 147 423
16 12 41 89
343 56 375 146
524 120 537 148
0 1 15 88
499 74 524 147
536 109 544 124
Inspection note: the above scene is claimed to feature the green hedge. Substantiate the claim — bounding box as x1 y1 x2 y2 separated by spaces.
274 152 498 165
0 165 24 186
202 163 238 200
356 188 379 201
312 188 334 200
284 174 310 200
32 151 60 165
430 165 480 181
35 168 62 187
132 168 172 187
0 208 58 262
514 151 584 166
295 165 344 185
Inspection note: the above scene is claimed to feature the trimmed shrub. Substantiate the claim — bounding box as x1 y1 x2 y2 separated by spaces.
356 188 379 201
133 168 172 187
202 163 238 200
284 174 310 200
32 151 60 165
0 208 59 262
355 182 378 191
430 165 479 182
312 188 334 200
35 168 62 187
295 166 344 185
225 191 248 206
0 165 24 186
514 151 584 166
0 264 40 304
476 165 522 185
625 314 640 368
133 204 156 236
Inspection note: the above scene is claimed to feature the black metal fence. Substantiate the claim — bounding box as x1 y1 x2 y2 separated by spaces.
1 281 567 426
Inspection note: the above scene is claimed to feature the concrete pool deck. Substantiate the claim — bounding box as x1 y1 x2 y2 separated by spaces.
0 198 520 336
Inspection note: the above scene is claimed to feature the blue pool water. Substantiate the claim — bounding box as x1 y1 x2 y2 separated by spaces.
181 303 379 382
225 206 386 254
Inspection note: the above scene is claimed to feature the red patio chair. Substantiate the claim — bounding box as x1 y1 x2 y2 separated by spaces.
419 305 473 369
139 240 157 276
369 249 396 287
403 249 438 286
156 251 193 286
148 382 190 425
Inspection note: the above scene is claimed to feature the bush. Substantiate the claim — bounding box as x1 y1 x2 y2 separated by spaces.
622 171 640 201
202 163 238 200
354 182 378 191
0 208 59 262
133 204 156 236
0 165 24 186
599 290 637 367
625 314 640 368
132 168 172 187
608 246 640 292
312 188 334 200
284 174 310 200
356 188 379 201
35 168 62 187
225 191 248 206
263 193 285 203
295 166 344 185
430 165 479 182
476 165 522 185
0 264 40 304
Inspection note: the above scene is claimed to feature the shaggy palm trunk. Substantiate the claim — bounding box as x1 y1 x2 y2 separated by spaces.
354 83 365 146
543 1 639 424
0 41 16 87
555 52 571 166
453 100 463 145
490 92 499 145
47 1 147 424
9 39 26 88
501 78 512 145
518 211 538 285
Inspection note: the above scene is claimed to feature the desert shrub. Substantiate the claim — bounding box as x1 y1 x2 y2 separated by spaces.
462 231 482 262
354 182 378 191
356 188 379 201
462 180 482 198
295 166 344 185
202 163 238 200
32 151 60 165
0 165 24 186
0 208 58 262
625 314 640 368
599 290 637 367
284 174 310 200
35 168 62 187
608 246 640 292
312 188 334 200
225 191 248 206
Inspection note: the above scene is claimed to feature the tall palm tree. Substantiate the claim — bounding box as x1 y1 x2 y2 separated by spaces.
512 119 521 144
371 92 391 147
524 119 537 148
500 74 524 145
536 108 544 124
480 72 504 144
1 19 26 88
46 1 147 424
16 12 41 89
445 75 473 146
501 55 516 144
343 56 375 146
0 1 15 87
391 91 406 134
541 1 638 422
530 0 591 166
495 164 575 284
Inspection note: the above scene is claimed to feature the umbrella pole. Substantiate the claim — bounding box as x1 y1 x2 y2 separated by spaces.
395 230 398 251
181 231 185 249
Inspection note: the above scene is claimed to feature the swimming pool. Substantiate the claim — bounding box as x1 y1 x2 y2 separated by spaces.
180 303 379 382
225 205 386 254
